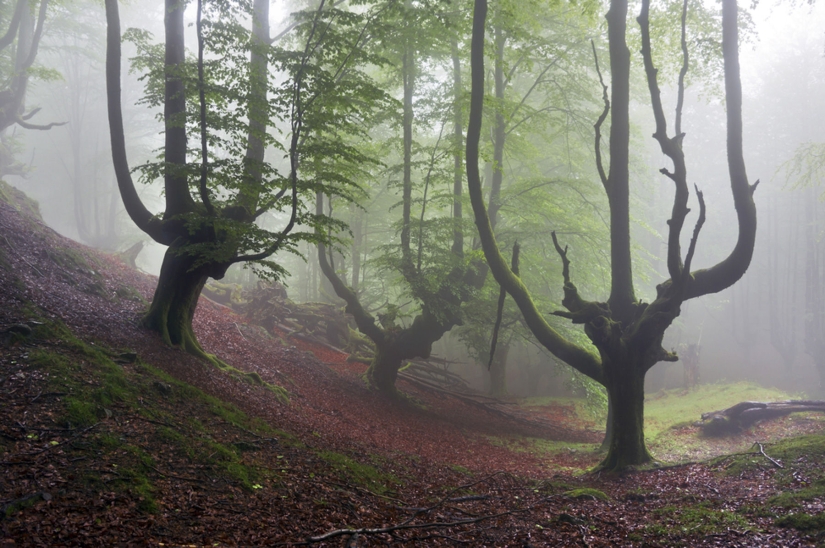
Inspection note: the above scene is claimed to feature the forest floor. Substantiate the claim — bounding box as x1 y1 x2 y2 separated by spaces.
1 184 825 546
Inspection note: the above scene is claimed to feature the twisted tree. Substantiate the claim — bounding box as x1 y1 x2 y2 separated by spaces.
466 0 757 471
105 0 381 363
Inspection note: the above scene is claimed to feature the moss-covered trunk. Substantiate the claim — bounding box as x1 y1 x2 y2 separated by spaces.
599 359 651 471
365 344 403 395
142 242 226 364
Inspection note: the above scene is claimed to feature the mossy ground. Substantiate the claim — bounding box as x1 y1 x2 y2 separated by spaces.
715 435 825 533
0 315 302 517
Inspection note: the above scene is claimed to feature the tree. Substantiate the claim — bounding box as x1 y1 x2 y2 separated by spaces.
105 0 382 362
0 0 63 174
315 0 488 395
466 0 757 471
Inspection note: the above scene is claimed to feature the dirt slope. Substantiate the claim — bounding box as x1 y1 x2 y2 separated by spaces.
0 186 822 546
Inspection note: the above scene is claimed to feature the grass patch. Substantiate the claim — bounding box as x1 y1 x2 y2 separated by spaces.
647 502 752 539
718 435 825 515
776 512 825 532
645 382 798 439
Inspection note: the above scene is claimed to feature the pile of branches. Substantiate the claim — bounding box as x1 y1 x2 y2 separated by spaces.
236 283 369 355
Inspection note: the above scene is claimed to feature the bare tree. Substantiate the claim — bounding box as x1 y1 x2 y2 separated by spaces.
466 0 757 471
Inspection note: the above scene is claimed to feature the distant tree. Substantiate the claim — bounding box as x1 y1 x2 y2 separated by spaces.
105 0 386 363
0 0 63 175
466 0 757 471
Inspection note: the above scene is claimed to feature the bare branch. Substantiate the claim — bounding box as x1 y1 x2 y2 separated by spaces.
14 117 65 130
681 184 705 285
551 231 570 284
591 40 609 190
638 0 689 283
682 0 757 300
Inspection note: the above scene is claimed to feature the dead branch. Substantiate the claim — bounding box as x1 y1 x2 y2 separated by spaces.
699 400 825 436
753 442 783 469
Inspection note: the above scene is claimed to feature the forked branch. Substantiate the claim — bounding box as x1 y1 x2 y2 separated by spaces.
638 0 690 283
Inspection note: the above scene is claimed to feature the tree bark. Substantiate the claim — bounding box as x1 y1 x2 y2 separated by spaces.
598 355 652 470
143 242 229 363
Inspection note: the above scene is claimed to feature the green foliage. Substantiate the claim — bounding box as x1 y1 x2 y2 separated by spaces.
638 0 756 98
123 0 393 281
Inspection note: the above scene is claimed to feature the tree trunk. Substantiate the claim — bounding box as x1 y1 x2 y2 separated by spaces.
489 341 509 398
142 242 227 365
599 360 652 470
365 344 403 395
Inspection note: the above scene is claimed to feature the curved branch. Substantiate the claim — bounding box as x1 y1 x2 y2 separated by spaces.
315 192 385 344
15 117 65 130
466 0 603 385
682 0 757 300
104 0 167 244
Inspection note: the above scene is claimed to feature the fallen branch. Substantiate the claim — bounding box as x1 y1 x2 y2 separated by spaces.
753 442 783 469
698 400 825 436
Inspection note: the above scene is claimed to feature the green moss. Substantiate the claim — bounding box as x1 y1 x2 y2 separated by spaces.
648 502 752 538
775 512 825 531
564 488 609 501
63 398 98 427
114 285 147 303
769 480 825 509
317 450 400 495
3 493 48 519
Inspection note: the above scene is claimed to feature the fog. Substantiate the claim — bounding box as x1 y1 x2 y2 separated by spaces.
5 0 825 400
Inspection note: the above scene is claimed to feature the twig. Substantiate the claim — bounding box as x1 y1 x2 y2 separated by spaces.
279 508 527 546
233 322 248 341
753 442 783 469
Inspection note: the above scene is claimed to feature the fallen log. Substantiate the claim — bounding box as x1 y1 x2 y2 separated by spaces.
698 400 825 436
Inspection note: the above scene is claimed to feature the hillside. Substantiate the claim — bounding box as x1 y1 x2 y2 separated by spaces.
1 184 824 546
